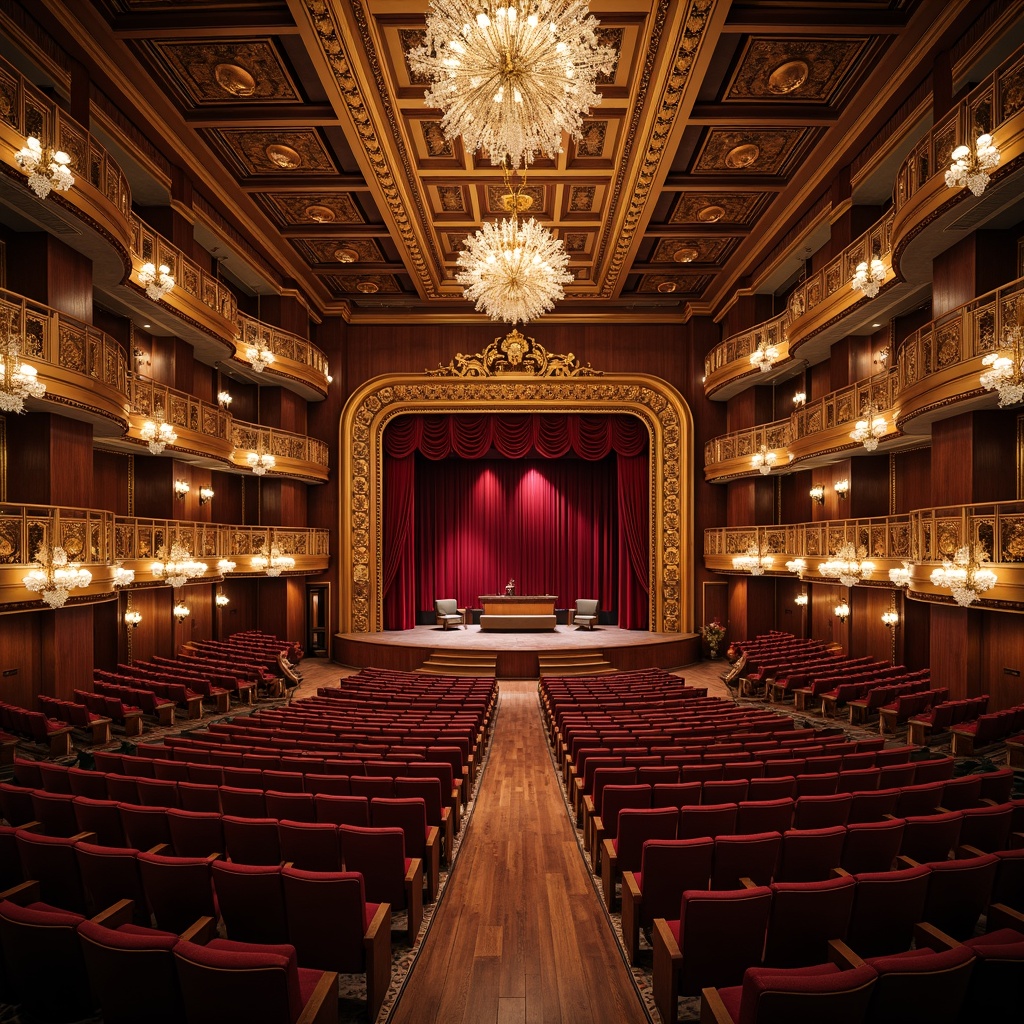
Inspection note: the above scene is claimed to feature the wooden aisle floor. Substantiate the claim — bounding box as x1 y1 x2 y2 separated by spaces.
388 678 650 1024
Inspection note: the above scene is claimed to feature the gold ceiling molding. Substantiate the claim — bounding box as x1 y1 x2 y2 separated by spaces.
339 371 693 635
427 330 600 379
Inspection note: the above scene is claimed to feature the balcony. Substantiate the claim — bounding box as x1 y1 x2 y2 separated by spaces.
702 311 792 400
230 422 330 483
233 312 330 401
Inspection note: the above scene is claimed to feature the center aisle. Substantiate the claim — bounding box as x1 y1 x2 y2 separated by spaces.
389 678 650 1024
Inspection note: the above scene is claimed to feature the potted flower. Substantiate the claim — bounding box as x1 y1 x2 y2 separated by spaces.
700 619 726 660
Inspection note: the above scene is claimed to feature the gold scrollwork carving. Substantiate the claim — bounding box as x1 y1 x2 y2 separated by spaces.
427 329 602 379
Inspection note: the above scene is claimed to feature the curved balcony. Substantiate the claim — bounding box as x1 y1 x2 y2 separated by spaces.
704 500 1024 609
232 313 330 401
704 369 902 481
896 276 1024 429
0 505 331 610
702 311 792 400
0 289 129 433
230 422 330 483
0 56 133 281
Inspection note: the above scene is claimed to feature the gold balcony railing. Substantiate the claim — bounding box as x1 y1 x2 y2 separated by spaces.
908 501 1024 564
231 421 330 482
235 312 330 397
703 310 789 391
129 376 231 449
0 505 114 567
703 419 791 473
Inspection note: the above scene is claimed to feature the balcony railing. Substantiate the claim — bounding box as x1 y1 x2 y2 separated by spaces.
908 501 1024 564
0 505 114 566
235 312 330 386
703 310 789 383
130 376 231 446
704 419 791 471
231 421 330 477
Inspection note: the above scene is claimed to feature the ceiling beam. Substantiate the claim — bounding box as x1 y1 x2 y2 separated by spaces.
688 103 840 126
185 106 340 128
240 177 372 192
723 6 908 34
662 175 786 190
108 7 300 38
642 225 752 238
278 226 398 239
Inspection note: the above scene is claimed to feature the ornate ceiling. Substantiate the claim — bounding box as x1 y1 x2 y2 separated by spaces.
43 0 958 322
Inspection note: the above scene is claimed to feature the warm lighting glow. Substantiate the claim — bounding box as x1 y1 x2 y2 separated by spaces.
252 546 295 577
732 546 774 576
792 392 806 408
929 545 997 607
217 559 236 574
140 416 177 455
0 306 47 414
980 298 1024 407
408 1 616 168
199 486 214 505
173 602 191 622
785 558 807 577
22 544 92 609
217 390 233 408
851 258 886 299
174 479 190 500
889 561 913 587
112 563 135 588
795 593 808 607
945 132 1000 196
809 484 825 504
138 262 175 301
150 544 208 589
15 136 74 199
834 479 849 499
247 451 276 476
882 610 899 627
751 444 778 475
215 592 229 608
246 343 275 372
850 411 887 451
834 601 850 622
818 543 875 588
124 608 142 628
749 340 779 373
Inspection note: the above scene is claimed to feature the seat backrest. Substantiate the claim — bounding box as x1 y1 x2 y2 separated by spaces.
863 944 975 1024
652 782 702 810
679 802 738 841
736 798 794 836
370 797 428 859
211 861 288 944
899 811 963 863
941 774 983 811
612 807 678 871
735 962 878 1024
763 876 856 968
16 829 88 913
922 854 999 941
847 788 899 825
636 838 713 930
315 794 370 828
775 826 845 883
278 821 342 873
282 867 371 974
958 802 1013 853
74 841 146 919
31 789 80 836
840 818 905 875
218 786 267 818
711 831 781 889
575 599 599 616
167 808 225 857
118 803 173 851
847 865 931 957
138 850 217 933
793 793 852 830
895 781 944 818
338 824 409 908
265 791 316 824
434 599 458 616
222 815 282 866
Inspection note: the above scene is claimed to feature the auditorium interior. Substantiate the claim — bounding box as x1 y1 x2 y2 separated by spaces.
0 0 1023 1022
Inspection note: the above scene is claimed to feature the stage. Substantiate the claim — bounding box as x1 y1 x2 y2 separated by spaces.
334 625 701 679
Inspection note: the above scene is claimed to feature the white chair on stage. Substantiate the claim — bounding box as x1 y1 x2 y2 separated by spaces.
572 599 599 630
434 599 466 630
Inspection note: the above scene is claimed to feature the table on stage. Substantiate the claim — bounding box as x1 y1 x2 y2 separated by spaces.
478 594 558 631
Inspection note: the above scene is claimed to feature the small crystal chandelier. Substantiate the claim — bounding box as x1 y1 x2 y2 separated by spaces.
215 591 230 608
888 561 913 587
246 341 275 372
851 258 886 299
929 545 997 607
0 308 46 414
111 563 135 588
124 608 142 628
247 451 276 476
252 546 295 577
792 392 806 408
732 546 774 576
138 263 175 301
945 132 1000 197
23 544 92 609
834 601 850 622
140 415 177 455
150 544 208 589
795 592 808 607
14 136 74 200
751 445 778 475
408 1 616 169
980 298 1024 407
749 340 779 373
881 610 899 628
849 407 887 451
217 558 236 574
818 543 875 588
173 602 191 622
217 390 233 408
785 558 807 578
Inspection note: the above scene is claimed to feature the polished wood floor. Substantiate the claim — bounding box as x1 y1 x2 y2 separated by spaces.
389 679 650 1024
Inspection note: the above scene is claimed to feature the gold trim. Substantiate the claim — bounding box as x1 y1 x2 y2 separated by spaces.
339 371 693 635
427 330 600 379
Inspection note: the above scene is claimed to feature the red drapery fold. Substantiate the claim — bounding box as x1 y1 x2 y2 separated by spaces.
381 414 650 630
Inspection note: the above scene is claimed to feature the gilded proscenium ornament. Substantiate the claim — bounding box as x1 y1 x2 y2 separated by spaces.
428 329 600 377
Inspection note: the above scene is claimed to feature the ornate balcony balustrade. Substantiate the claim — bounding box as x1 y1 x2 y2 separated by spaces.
702 310 790 399
230 421 330 483
128 376 233 462
234 312 330 400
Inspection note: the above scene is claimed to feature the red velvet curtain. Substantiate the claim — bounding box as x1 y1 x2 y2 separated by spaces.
382 414 650 629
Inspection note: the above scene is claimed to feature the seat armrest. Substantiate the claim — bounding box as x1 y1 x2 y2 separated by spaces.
915 922 961 951
296 969 340 1024
652 917 681 961
827 939 865 969
700 986 735 1024
0 880 41 905
987 903 1024 931
896 855 920 869
738 877 758 889
70 831 97 843
180 916 217 944
91 899 136 929
147 843 170 855
831 867 852 878
957 844 986 858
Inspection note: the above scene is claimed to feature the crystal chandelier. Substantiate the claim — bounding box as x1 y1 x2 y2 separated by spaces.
850 406 887 451
217 558 236 574
111 563 135 588
150 544 208 589
247 451 276 476
217 390 233 408
138 263 175 301
246 342 275 372
979 298 1024 407
0 308 46 414
408 1 616 168
785 558 807 577
216 592 230 608
818 543 875 588
173 602 191 622
14 136 74 200
749 340 779 373
23 544 92 609
456 170 572 323
732 546 774 576
751 445 778 475
881 610 899 627
888 561 913 587
834 601 850 622
945 132 1000 197
929 545 997 607
252 546 295 577
124 608 142 628
851 258 886 299
140 415 177 455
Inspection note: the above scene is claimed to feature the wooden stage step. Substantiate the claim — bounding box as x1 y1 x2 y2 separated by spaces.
418 650 497 677
537 651 616 677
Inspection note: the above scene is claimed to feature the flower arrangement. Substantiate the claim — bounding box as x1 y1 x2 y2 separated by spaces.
700 619 726 659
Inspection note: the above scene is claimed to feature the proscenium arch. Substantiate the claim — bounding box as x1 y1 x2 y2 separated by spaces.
338 372 693 635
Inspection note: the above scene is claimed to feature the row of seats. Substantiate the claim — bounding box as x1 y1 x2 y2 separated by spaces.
908 696 994 744
950 702 1024 756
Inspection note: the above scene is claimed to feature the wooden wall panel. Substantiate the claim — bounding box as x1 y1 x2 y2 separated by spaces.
172 338 194 396
720 295 774 341
727 478 774 526
41 605 95 699
850 588 895 666
5 413 51 504
850 456 889 519
972 411 1018 502
45 235 93 322
927 605 973 699
0 612 42 708
808 361 831 404
210 470 244 525
829 338 852 391
150 337 176 389
900 594 931 672
93 598 120 673
894 448 931 514
216 579 259 638
49 417 94 508
781 470 813 525
93 451 131 516
133 459 174 520
979 612 1024 711
124 587 174 665
776 576 809 639
809 459 853 522
810 588 849 651
932 235 979 318
257 578 289 639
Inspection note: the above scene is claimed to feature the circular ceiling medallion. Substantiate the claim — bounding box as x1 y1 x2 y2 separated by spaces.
214 63 257 97
674 246 700 264
265 144 302 169
768 60 810 95
657 281 678 293
356 280 379 294
334 247 359 264
725 143 760 169
697 205 725 223
305 205 335 223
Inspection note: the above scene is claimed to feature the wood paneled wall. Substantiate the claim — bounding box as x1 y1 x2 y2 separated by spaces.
5 413 94 507
0 612 43 708
41 605 96 700
932 411 1019 506
894 448 931 514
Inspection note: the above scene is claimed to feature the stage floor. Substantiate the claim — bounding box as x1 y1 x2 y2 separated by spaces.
334 625 701 678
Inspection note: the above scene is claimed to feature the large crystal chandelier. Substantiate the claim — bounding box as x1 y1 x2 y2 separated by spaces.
751 445 778 475
252 546 295 577
138 262 175 301
14 136 74 200
247 451 277 476
929 545 997 607
23 544 92 609
732 546 774 576
0 308 46 414
945 132 1000 197
980 298 1024 407
850 404 887 451
889 561 913 587
818 543 875 588
150 544 208 589
409 1 616 168
456 171 572 323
